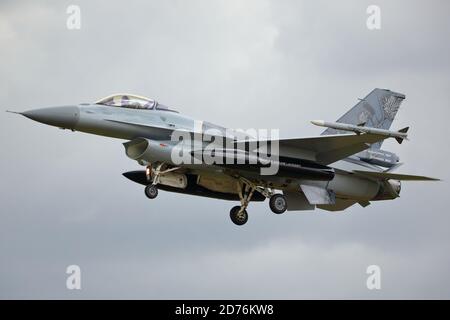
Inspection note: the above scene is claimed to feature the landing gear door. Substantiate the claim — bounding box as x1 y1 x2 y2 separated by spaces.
283 190 315 211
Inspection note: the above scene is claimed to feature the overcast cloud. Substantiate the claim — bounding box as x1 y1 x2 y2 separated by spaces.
0 0 449 299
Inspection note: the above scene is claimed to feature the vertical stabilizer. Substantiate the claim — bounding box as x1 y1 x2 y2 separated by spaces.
322 88 405 149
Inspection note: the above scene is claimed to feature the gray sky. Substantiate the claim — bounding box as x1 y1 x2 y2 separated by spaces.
0 0 449 299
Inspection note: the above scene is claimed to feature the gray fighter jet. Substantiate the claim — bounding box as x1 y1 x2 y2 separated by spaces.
8 89 438 225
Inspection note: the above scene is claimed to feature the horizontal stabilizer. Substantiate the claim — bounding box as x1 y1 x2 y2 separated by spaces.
353 170 440 181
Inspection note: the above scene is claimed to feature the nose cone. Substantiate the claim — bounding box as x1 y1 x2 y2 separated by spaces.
23 106 79 129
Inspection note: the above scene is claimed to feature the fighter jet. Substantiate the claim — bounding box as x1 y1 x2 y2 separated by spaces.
8 89 438 225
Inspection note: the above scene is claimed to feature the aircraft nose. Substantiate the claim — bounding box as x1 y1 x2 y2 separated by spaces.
22 106 80 129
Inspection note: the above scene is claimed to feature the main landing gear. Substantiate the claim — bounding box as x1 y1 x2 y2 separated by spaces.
229 178 288 226
269 193 288 214
229 206 248 225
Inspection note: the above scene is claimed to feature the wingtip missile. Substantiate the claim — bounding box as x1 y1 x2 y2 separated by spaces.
311 120 325 126
311 120 409 143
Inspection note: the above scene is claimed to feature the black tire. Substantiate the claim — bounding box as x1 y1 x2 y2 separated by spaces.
269 194 287 214
144 185 158 199
230 206 248 226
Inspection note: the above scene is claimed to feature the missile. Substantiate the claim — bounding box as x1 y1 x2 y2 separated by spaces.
310 120 409 144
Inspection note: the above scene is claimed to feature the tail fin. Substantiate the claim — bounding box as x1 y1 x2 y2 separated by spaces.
322 88 405 149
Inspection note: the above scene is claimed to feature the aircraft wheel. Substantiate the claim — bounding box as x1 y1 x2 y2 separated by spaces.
230 206 248 226
144 185 158 199
269 194 287 214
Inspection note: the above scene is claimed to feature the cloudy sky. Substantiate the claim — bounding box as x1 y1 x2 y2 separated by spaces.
1 0 449 299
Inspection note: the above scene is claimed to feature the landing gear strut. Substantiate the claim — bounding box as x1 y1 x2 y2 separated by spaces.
227 178 257 226
228 177 289 225
229 178 274 226
143 162 179 200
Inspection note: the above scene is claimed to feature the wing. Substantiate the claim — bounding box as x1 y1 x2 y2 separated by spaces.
353 170 440 181
241 133 388 165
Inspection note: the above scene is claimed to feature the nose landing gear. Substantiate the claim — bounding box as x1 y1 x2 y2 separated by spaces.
144 184 158 199
143 162 180 200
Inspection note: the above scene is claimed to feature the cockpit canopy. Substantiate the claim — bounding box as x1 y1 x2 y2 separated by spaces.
95 94 177 112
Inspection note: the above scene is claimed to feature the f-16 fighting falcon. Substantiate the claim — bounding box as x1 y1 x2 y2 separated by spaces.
8 88 438 225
